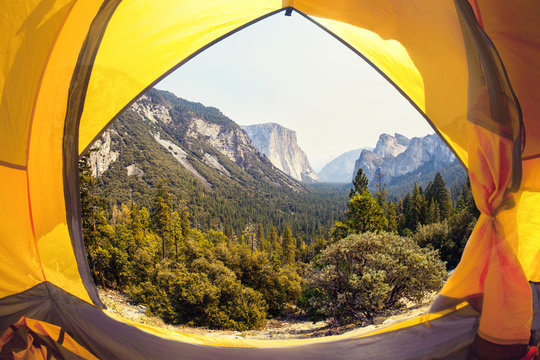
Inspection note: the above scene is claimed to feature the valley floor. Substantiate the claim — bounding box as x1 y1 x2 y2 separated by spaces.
98 288 435 340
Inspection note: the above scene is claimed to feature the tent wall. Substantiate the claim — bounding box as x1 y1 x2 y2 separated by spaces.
0 0 106 305
78 0 284 155
1 0 539 358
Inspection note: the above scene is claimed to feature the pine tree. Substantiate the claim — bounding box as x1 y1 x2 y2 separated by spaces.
79 156 113 288
345 191 388 233
374 168 397 232
256 223 265 251
426 198 441 224
180 209 191 237
350 168 369 198
282 224 295 265
385 200 398 232
374 168 387 206
406 184 427 230
152 183 172 259
425 172 452 220
170 211 183 260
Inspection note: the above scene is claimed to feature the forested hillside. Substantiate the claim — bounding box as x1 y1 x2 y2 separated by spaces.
90 89 348 240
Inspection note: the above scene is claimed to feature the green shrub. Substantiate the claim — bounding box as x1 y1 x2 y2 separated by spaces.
304 232 447 325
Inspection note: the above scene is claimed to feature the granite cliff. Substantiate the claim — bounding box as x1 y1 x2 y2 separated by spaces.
353 133 457 185
242 123 319 183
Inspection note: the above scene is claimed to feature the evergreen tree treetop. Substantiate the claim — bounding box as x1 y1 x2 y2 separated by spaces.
350 168 369 198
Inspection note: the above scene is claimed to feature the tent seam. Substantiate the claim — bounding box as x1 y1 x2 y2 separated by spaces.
0 160 26 170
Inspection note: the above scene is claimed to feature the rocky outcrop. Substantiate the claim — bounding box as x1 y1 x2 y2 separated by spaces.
373 133 410 158
242 123 319 183
88 130 119 177
353 133 455 184
153 132 212 188
126 164 144 179
318 148 370 183
186 118 254 166
131 94 172 124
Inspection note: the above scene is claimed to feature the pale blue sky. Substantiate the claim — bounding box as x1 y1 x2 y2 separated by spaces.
156 11 433 171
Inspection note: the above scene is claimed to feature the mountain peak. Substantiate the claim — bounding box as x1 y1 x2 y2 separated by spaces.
354 132 456 185
242 123 319 183
374 133 409 158
318 148 371 183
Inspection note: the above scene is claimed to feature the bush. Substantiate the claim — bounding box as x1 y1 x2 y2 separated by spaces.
215 242 301 316
303 232 447 325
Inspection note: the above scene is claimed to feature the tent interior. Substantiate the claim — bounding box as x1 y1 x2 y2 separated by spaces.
1 0 539 359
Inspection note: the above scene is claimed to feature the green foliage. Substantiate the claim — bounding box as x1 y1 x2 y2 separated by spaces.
350 167 369 197
80 156 115 288
152 183 173 259
425 172 453 221
81 157 304 330
399 176 479 270
332 168 389 239
281 224 295 265
345 191 388 233
303 232 447 325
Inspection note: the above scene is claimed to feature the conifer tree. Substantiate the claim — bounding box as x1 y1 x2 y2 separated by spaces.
282 224 295 265
425 172 452 220
170 211 183 260
406 183 427 229
374 168 387 206
79 156 113 288
343 168 388 234
374 168 397 232
180 209 190 237
426 198 441 224
385 200 398 233
256 223 265 251
152 183 172 259
350 167 369 198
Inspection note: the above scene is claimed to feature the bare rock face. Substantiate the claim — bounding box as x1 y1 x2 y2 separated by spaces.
88 130 119 177
126 164 144 179
242 123 319 183
131 94 172 124
186 118 254 166
353 133 455 184
373 133 410 158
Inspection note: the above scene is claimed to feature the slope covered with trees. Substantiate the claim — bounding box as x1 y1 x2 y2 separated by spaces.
91 89 348 242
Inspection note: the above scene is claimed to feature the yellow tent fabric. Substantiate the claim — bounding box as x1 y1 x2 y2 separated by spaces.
1 0 539 358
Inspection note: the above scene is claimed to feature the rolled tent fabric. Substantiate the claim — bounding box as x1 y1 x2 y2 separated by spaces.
470 0 540 283
439 0 531 346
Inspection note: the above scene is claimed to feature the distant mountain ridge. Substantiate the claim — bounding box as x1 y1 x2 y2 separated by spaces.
317 148 371 183
242 123 319 183
353 133 462 191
